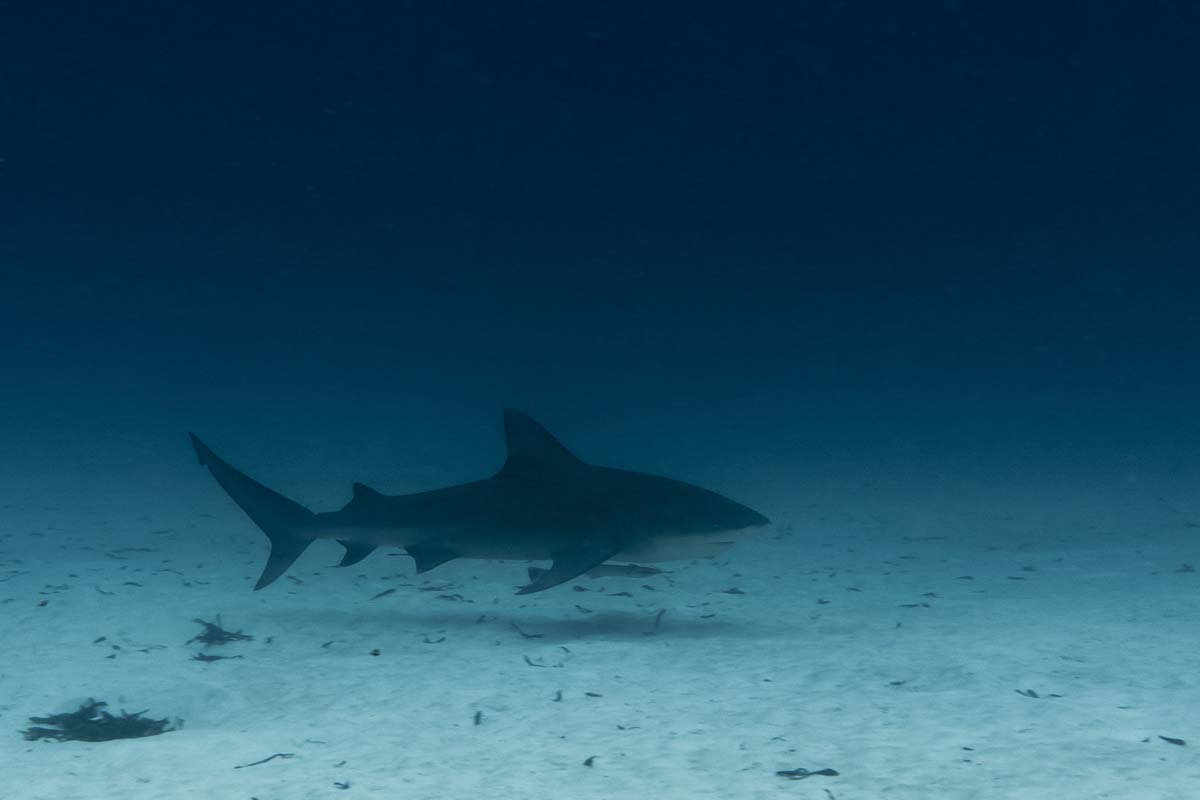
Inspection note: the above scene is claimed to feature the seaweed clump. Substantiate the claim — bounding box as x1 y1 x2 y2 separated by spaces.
188 616 253 646
23 699 175 742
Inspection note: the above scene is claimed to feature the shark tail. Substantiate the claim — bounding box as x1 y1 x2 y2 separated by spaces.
189 433 316 590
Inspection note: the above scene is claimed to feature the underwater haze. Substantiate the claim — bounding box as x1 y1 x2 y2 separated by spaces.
2 2 1199 798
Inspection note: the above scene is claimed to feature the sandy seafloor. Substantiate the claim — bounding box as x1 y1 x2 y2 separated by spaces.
3 446 1200 800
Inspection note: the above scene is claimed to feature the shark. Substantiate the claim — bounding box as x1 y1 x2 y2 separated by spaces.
189 409 769 594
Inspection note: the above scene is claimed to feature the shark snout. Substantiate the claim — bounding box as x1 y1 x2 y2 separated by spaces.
730 505 770 531
737 515 770 539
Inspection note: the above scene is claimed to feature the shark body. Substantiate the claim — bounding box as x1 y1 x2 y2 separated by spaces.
190 409 769 594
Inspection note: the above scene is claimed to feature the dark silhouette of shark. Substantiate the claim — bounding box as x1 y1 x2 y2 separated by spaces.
189 409 769 594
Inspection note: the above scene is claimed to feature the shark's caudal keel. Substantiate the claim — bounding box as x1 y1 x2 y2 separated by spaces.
189 410 770 594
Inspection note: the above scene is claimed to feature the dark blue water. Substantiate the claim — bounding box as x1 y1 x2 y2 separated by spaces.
2 1 1198 491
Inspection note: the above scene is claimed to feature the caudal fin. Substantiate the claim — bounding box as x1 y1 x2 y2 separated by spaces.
189 433 316 590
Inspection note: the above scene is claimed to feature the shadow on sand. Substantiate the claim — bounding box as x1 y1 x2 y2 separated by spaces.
258 603 769 643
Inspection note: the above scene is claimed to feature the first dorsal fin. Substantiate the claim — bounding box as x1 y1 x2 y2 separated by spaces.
495 409 583 477
351 482 385 503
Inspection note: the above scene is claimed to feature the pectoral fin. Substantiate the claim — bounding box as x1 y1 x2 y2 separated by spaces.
517 542 620 595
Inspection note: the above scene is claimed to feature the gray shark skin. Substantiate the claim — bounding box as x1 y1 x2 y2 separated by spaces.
189 409 769 594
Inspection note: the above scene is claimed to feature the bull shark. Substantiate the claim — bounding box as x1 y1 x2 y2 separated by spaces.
189 409 769 594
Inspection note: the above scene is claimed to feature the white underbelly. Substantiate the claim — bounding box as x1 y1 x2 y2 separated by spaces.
616 535 735 562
